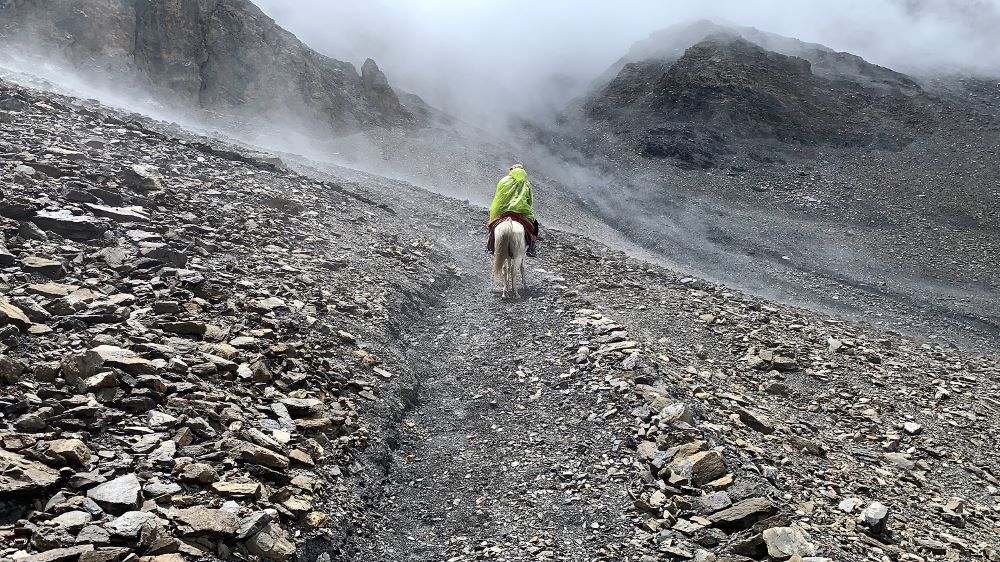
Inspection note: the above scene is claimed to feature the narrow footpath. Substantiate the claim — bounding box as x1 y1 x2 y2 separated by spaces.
352 228 643 561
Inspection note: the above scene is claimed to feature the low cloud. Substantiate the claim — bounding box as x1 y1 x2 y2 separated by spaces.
254 0 1000 127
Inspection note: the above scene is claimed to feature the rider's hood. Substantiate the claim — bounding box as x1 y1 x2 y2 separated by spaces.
508 168 527 182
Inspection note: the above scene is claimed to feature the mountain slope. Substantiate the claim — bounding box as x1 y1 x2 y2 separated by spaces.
1 78 998 562
582 33 934 169
0 0 413 131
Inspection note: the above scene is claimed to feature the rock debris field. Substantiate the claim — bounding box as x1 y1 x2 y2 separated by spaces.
0 79 998 562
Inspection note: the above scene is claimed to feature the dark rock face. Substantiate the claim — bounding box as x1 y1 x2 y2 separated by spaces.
361 58 408 120
0 0 413 131
584 31 935 169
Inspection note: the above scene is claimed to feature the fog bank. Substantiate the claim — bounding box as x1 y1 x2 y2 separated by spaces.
254 0 1000 126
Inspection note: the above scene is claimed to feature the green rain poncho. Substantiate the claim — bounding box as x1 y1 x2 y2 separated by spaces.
489 167 535 223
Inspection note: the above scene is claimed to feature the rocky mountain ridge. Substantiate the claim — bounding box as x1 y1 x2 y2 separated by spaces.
582 33 934 169
599 20 920 90
0 0 413 132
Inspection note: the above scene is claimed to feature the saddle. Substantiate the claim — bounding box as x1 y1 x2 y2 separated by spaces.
486 212 537 255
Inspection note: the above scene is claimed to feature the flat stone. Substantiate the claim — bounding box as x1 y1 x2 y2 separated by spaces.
106 510 158 538
160 321 207 335
138 555 185 562
46 439 93 467
236 511 272 540
176 462 218 484
0 297 32 330
279 397 324 417
280 496 312 515
672 518 705 535
772 355 799 371
126 229 161 241
236 441 289 469
74 525 111 545
884 452 915 470
62 350 105 381
140 245 187 267
694 491 732 515
90 345 158 376
83 371 119 391
20 220 50 240
31 524 75 549
762 525 817 558
211 481 262 497
246 522 295 561
48 510 93 531
0 241 15 266
14 413 48 432
23 158 65 176
147 410 178 430
734 406 775 434
669 450 727 487
838 498 863 513
32 209 108 240
708 497 777 532
28 282 79 298
295 416 334 431
22 255 67 278
173 506 238 536
119 164 163 192
84 203 150 223
45 146 87 161
660 402 693 424
253 296 286 312
289 449 314 466
20 544 94 562
0 354 25 384
143 481 182 498
0 448 61 496
86 473 142 514
79 549 130 562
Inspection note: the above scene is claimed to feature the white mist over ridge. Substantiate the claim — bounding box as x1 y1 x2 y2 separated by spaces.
253 0 1000 127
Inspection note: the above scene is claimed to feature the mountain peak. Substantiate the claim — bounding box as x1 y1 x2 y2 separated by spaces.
583 27 934 169
0 0 415 132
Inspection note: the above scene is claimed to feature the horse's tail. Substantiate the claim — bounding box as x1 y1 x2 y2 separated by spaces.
492 220 510 279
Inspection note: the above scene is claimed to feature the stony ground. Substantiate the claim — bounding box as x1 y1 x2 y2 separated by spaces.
0 78 452 562
528 64 1000 355
1 78 999 562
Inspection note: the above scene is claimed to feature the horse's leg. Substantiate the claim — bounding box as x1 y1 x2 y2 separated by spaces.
501 259 508 298
502 257 510 299
520 259 527 290
510 257 519 299
508 262 515 299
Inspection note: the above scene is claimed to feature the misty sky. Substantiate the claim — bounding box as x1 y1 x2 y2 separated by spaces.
253 0 1000 124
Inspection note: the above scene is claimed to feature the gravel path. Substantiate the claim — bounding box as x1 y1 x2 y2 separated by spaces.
351 227 642 561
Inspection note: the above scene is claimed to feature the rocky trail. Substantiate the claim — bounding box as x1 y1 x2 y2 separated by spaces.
1 77 999 562
351 232 641 561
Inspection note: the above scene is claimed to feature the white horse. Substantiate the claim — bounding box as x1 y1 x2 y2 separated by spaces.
491 218 527 299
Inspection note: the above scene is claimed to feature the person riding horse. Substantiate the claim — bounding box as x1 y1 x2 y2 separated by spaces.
488 163 539 257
